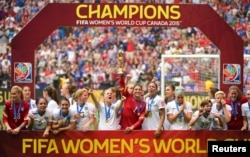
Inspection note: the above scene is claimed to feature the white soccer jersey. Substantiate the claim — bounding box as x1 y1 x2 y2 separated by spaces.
210 102 232 130
28 108 52 130
68 97 74 106
27 99 36 110
166 100 193 130
98 101 120 130
70 102 96 130
211 103 232 115
241 102 250 130
163 99 174 130
52 108 75 128
47 99 59 112
114 99 122 130
142 95 165 130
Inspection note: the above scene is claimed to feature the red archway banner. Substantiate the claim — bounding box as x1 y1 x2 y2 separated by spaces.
0 130 249 157
11 3 243 97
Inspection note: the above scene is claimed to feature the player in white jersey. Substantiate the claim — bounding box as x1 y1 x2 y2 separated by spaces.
142 82 165 138
189 99 214 130
52 97 76 134
208 87 219 105
211 91 232 130
70 88 96 131
27 97 52 137
163 85 175 130
241 89 250 130
43 86 59 112
110 87 122 130
166 86 193 130
60 84 77 106
90 88 123 130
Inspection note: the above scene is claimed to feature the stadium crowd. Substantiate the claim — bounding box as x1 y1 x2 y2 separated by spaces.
0 0 249 92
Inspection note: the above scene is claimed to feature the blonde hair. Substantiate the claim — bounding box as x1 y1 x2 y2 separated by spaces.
215 91 226 98
74 88 89 99
11 85 23 99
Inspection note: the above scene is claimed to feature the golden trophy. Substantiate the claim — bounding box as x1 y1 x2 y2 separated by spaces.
117 49 124 75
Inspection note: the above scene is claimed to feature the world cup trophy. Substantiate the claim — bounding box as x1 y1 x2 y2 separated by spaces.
117 48 124 75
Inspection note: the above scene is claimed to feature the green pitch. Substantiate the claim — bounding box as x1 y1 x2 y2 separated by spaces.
0 105 2 120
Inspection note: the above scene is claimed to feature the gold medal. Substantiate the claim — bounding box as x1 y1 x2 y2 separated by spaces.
80 113 84 118
178 118 182 122
62 118 65 123
148 111 152 117
106 120 109 123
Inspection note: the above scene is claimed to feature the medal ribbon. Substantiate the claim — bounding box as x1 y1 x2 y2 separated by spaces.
175 101 183 119
147 95 156 111
231 100 238 117
77 103 85 114
134 99 142 114
13 101 22 121
105 104 111 121
60 109 69 120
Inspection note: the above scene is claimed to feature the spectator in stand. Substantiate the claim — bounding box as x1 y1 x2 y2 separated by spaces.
70 88 96 131
43 85 59 112
2 85 29 134
211 91 232 130
225 85 247 130
27 97 52 137
241 89 250 131
166 86 193 130
51 97 76 135
142 82 165 138
22 85 36 110
1 57 11 73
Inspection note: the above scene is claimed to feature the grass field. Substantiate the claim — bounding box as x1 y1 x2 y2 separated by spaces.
0 105 2 120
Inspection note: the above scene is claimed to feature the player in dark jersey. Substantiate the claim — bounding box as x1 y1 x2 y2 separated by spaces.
3 85 30 135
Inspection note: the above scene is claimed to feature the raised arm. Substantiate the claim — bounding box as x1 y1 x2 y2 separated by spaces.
115 95 126 113
89 89 101 109
221 99 231 123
